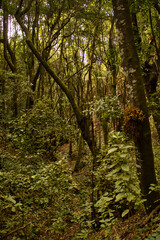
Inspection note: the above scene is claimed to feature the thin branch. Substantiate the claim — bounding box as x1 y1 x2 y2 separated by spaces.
15 0 24 16
50 0 65 33
67 64 89 82
149 9 159 59
141 204 160 227
16 0 34 17
0 38 16 65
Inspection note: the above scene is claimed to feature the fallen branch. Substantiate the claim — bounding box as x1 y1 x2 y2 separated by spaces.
141 204 160 227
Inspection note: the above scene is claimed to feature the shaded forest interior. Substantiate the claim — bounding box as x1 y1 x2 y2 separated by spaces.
0 0 160 239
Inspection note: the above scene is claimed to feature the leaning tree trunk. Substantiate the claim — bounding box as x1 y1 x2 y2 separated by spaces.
112 0 160 213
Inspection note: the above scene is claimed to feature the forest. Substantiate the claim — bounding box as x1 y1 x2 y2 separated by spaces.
0 0 160 239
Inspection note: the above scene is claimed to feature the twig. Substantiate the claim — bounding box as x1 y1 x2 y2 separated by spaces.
141 204 160 227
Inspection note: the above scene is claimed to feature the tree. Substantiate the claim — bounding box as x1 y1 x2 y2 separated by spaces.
112 0 159 213
1 1 18 117
2 0 97 156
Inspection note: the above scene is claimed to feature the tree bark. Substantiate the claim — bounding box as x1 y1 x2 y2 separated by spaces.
112 0 160 213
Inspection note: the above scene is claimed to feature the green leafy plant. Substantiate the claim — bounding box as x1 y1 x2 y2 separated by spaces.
0 156 73 239
10 99 76 159
95 133 142 234
83 95 123 120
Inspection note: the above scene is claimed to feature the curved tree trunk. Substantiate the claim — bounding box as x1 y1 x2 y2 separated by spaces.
112 0 160 213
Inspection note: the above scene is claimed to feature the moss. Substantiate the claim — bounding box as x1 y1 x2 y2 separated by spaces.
124 105 145 139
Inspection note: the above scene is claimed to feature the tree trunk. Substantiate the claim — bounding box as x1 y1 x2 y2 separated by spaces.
101 116 108 146
143 60 160 139
2 2 18 117
112 0 160 213
74 132 83 172
0 73 5 124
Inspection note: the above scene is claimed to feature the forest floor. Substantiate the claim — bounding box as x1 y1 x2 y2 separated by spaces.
0 140 160 240
50 210 160 240
54 143 160 240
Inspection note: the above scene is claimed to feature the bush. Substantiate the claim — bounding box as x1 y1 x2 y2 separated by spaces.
0 157 72 239
95 133 142 230
10 100 75 159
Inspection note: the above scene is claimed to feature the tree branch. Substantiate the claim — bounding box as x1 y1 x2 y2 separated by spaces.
141 204 160 227
152 0 160 15
16 0 34 17
0 39 16 65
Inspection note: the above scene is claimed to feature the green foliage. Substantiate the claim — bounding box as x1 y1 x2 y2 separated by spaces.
0 156 72 239
95 133 142 232
1 0 160 238
84 95 123 120
0 70 30 121
136 218 160 240
147 93 160 117
10 100 75 158
149 184 160 194
71 132 144 238
144 232 160 240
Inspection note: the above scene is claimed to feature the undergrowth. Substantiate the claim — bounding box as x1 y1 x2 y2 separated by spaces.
0 114 160 239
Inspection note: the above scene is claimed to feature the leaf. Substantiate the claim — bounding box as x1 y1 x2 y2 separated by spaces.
115 193 126 202
121 209 129 217
104 197 113 202
121 174 130 181
108 167 121 176
108 148 118 155
108 163 117 169
123 145 133 149
7 195 16 204
120 154 127 158
15 202 22 207
11 206 16 212
115 180 123 187
121 164 129 172
127 194 135 202
31 175 36 179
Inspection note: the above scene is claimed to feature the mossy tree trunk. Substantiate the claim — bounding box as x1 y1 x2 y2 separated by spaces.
112 0 160 213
